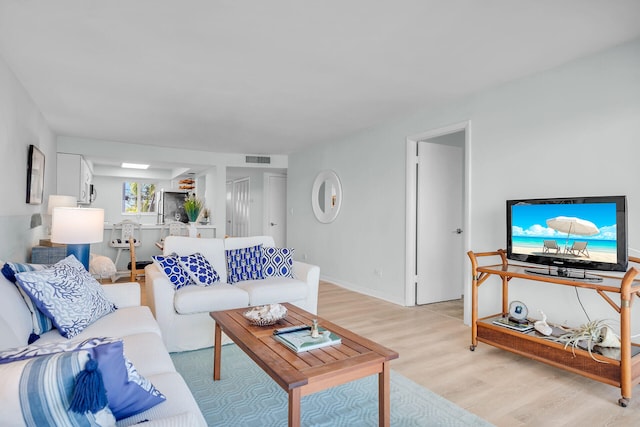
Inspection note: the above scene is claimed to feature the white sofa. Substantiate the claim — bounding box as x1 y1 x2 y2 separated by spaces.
0 263 206 426
145 235 321 352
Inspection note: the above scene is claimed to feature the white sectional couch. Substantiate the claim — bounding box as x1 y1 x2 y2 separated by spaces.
0 261 206 426
145 235 320 352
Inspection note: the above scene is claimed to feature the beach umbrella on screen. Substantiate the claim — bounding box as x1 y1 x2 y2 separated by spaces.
546 216 599 248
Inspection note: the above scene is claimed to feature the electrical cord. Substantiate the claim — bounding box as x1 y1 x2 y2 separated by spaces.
574 286 591 323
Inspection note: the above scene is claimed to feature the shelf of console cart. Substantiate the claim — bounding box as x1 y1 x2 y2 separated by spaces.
477 314 640 388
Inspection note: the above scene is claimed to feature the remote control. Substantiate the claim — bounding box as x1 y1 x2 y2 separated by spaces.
273 325 310 335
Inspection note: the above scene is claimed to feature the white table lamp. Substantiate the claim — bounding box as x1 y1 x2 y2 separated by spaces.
51 207 104 270
46 195 77 235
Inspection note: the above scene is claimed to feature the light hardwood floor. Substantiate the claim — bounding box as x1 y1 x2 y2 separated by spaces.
317 281 640 427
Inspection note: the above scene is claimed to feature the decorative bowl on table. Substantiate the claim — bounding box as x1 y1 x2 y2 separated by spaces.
243 303 287 326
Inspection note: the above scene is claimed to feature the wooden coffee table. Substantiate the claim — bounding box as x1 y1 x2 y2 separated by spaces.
210 303 399 427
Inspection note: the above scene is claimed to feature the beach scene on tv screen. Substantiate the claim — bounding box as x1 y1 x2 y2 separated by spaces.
511 202 617 264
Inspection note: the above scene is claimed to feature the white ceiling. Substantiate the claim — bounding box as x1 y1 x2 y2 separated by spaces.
1 0 640 157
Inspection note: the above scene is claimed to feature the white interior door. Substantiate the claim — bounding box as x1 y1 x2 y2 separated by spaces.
417 141 463 304
264 174 287 247
230 178 250 237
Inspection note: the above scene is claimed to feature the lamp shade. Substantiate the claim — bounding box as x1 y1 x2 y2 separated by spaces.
47 195 77 215
51 207 104 244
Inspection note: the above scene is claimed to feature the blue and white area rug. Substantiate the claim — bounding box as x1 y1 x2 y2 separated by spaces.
171 345 492 426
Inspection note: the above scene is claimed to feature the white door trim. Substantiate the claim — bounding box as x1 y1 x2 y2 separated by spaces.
405 121 473 324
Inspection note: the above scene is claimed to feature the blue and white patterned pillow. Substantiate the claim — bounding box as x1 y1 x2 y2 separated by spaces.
178 253 220 286
152 254 194 289
0 337 165 423
14 256 116 339
0 349 116 426
225 245 264 284
2 262 54 339
262 247 295 278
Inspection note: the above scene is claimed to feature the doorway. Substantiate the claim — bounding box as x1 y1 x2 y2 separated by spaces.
226 177 250 237
405 122 471 323
263 173 287 247
416 137 464 304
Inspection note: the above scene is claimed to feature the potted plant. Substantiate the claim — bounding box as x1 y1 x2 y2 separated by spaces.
183 194 203 237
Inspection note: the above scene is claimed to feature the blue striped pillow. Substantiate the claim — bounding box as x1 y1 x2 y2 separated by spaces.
0 337 166 422
2 262 54 340
2 350 116 426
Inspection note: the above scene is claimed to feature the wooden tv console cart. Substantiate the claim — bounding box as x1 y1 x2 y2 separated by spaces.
467 250 640 406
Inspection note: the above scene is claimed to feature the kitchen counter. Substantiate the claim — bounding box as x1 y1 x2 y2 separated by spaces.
93 223 218 270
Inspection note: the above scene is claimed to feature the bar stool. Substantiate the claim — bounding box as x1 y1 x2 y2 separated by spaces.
109 220 141 270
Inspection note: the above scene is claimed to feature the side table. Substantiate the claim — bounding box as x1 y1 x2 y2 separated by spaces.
31 245 67 264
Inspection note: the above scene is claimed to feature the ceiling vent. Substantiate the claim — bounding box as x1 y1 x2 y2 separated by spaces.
245 156 271 164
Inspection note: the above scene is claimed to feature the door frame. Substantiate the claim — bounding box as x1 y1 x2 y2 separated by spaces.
405 120 473 324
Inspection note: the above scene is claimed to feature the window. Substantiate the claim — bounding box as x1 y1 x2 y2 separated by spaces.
122 182 157 214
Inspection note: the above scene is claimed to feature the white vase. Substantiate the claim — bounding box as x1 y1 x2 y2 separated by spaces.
188 222 198 238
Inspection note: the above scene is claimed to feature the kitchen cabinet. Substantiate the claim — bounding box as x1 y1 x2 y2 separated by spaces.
57 153 92 204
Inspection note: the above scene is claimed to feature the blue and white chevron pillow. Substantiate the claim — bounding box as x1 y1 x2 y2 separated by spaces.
225 244 264 284
262 247 295 278
14 256 116 339
178 252 220 286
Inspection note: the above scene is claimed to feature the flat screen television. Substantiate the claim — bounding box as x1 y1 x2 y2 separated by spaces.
506 195 628 281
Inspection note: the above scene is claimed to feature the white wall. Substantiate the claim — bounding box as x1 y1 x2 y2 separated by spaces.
0 54 56 261
288 38 640 331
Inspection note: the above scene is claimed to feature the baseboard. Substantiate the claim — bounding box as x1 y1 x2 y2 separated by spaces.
320 274 407 306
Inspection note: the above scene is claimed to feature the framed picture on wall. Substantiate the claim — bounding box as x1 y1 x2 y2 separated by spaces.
26 144 45 204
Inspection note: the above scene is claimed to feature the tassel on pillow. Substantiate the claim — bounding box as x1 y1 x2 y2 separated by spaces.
69 354 109 414
28 332 40 344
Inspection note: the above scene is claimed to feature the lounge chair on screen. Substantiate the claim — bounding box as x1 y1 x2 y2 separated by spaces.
565 241 590 257
542 240 561 254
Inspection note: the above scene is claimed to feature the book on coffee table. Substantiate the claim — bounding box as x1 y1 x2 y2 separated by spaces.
274 327 341 353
